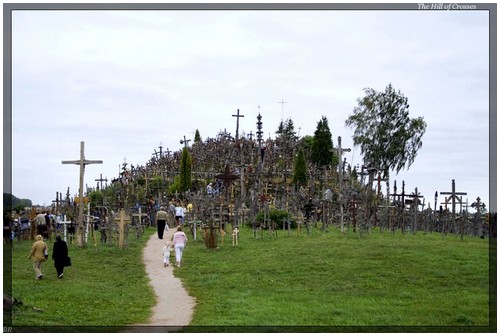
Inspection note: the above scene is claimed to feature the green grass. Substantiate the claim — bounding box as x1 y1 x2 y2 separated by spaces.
174 226 492 332
5 225 494 332
6 228 157 332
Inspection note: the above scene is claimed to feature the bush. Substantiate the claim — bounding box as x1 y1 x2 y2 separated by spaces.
253 209 297 229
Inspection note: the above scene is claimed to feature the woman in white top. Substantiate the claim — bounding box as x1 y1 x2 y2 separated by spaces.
172 226 188 267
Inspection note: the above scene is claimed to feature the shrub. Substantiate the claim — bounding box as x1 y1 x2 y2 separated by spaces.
253 209 297 229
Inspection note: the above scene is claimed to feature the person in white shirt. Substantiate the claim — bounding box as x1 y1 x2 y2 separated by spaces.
172 226 188 267
175 203 185 226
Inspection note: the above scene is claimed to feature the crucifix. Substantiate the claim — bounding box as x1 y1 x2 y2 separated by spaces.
180 135 191 149
440 179 467 225
95 173 108 190
232 109 244 142
215 163 239 201
62 141 103 247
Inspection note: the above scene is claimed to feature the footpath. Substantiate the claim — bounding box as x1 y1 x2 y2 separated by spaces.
126 229 196 332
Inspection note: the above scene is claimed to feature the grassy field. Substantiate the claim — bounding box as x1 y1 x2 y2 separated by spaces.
4 224 494 332
5 228 157 332
175 225 493 332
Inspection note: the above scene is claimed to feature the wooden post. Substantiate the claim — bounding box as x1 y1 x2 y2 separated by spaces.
62 141 103 247
336 136 351 233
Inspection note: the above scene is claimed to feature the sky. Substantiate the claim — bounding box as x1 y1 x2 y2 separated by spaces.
6 4 494 212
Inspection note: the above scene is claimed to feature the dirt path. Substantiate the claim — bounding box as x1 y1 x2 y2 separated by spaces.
127 229 196 332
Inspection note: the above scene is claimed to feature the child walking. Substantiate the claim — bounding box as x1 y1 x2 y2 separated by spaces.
162 241 173 267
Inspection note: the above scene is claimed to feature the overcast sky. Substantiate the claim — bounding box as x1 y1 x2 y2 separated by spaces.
8 5 493 212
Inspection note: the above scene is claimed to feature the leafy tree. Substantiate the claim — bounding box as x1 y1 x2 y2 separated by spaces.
254 209 296 229
88 190 104 206
168 175 181 194
3 193 32 212
179 147 192 192
345 84 427 177
297 135 314 161
292 149 308 187
276 118 297 143
194 129 202 143
311 116 337 167
150 176 166 193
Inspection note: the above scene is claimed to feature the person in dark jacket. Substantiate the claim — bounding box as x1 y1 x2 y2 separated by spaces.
52 235 68 279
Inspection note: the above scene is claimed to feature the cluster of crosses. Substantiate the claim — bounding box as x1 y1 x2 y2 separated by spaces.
51 110 490 249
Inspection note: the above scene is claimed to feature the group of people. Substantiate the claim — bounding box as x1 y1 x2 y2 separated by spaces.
28 234 69 280
26 200 190 281
156 204 188 268
161 226 188 268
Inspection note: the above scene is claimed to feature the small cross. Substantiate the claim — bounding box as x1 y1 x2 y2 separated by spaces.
95 173 108 190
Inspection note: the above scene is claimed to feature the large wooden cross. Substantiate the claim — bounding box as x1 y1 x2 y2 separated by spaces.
62 141 103 247
216 164 239 199
440 179 467 224
114 209 131 249
232 109 244 142
180 135 191 149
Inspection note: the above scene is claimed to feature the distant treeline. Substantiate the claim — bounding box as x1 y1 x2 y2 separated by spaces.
3 193 32 213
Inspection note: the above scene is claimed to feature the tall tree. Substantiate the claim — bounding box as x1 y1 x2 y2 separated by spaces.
179 147 192 192
311 116 336 167
292 148 308 187
194 129 202 143
275 118 298 143
345 84 427 177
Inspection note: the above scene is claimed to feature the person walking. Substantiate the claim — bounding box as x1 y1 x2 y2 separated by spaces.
34 212 46 237
172 226 188 267
175 203 185 226
156 206 169 239
28 235 47 280
52 235 69 279
162 241 173 267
